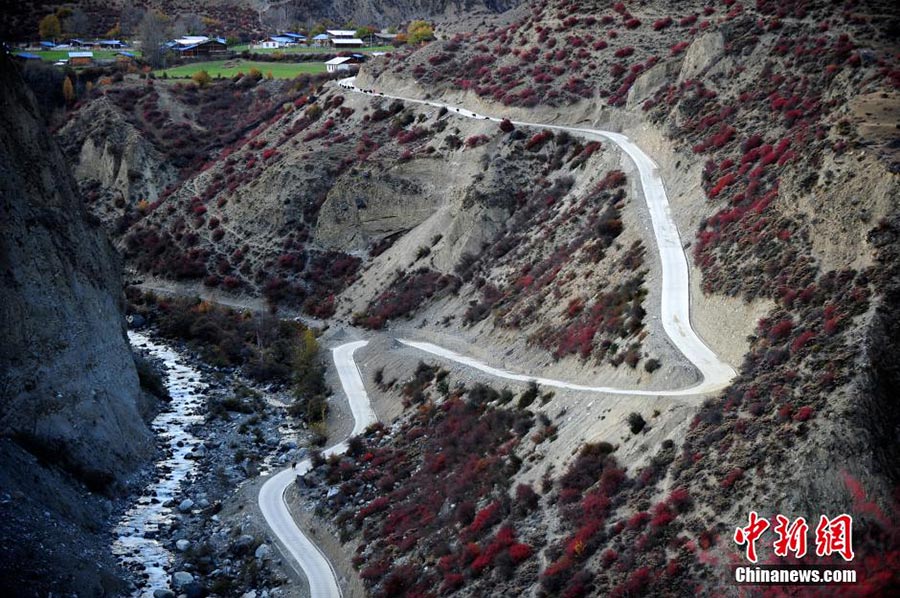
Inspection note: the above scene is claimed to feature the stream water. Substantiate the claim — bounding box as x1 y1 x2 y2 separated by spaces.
112 331 207 596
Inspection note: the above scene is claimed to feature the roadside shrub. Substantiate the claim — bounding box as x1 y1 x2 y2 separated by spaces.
525 129 554 151
627 412 646 434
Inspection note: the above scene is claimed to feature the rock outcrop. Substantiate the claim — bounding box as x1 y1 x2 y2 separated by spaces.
0 53 154 595
58 96 178 216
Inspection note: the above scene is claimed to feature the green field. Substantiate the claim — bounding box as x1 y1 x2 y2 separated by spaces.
156 59 326 79
230 44 393 54
16 49 139 62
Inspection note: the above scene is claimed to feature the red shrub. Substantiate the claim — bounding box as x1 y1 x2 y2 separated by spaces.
793 406 815 422
397 126 427 144
597 169 627 190
357 496 390 522
525 129 554 151
627 511 650 529
614 567 651 597
670 41 690 55
653 17 673 31
721 468 744 489
465 134 490 148
790 330 816 353
469 500 502 535
708 173 737 198
650 505 675 528
769 318 794 340
668 487 691 511
509 543 532 563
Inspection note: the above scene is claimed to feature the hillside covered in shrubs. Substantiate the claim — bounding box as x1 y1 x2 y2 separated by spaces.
42 0 900 596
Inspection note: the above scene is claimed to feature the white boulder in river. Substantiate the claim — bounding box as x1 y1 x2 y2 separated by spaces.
172 571 194 589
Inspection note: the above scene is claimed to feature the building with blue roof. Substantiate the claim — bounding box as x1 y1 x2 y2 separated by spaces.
167 36 228 59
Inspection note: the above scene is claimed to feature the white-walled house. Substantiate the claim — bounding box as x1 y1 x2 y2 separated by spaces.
325 56 363 73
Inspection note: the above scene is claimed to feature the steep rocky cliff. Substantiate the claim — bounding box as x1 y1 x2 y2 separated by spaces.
0 53 154 596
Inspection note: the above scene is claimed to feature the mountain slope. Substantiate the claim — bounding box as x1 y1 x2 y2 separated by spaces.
0 53 156 596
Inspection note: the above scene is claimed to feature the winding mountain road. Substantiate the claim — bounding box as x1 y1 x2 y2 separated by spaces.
258 340 374 598
338 76 735 394
258 77 736 597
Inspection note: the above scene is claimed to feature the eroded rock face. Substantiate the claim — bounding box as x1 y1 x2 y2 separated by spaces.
57 96 178 219
0 54 153 595
0 57 152 489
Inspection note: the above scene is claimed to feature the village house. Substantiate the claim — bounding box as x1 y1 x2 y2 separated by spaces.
310 33 330 46
374 32 398 44
326 29 364 48
254 32 307 49
67 51 93 66
269 35 297 48
332 37 365 48
95 39 125 49
167 36 228 59
326 29 356 39
325 55 364 73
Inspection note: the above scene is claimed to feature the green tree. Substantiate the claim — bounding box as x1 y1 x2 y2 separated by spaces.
407 20 434 44
290 329 329 423
355 25 375 39
64 8 89 36
39 14 61 40
191 70 211 87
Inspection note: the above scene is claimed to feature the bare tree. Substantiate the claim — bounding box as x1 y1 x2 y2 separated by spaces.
65 8 91 37
261 6 293 32
119 0 144 38
172 13 204 37
139 10 170 68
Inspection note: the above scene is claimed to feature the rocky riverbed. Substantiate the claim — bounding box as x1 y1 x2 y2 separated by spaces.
115 329 318 598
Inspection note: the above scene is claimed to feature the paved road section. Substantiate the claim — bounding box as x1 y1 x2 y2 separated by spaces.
258 340 373 598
